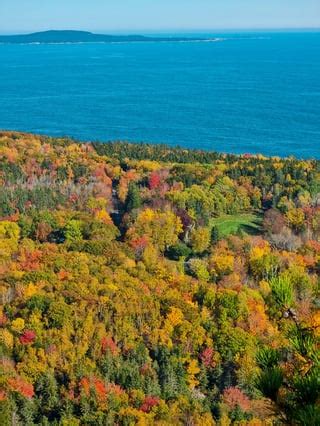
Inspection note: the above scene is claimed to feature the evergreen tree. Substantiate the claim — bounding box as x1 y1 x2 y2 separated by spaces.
211 225 220 244
35 372 60 422
125 183 142 211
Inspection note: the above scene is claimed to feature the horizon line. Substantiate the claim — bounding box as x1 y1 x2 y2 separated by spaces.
1 27 320 36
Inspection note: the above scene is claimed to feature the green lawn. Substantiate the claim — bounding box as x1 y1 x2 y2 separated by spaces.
211 212 263 237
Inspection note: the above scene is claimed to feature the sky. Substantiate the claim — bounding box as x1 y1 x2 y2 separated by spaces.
0 0 319 34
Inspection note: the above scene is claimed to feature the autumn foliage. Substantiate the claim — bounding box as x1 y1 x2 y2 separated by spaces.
0 132 319 425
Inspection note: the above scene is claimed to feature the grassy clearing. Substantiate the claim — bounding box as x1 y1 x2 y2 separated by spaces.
211 212 263 237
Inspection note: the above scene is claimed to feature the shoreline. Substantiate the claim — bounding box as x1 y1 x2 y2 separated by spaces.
1 129 318 162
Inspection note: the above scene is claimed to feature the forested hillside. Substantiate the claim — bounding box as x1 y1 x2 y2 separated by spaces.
0 132 319 425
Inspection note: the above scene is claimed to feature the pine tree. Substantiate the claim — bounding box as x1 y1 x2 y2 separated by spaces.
211 226 220 244
125 183 141 212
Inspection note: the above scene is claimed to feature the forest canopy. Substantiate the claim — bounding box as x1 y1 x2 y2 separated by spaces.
0 131 319 425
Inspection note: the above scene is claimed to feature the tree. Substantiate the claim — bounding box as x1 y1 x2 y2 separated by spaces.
0 221 20 240
166 242 191 260
35 221 52 242
149 171 161 190
211 225 220 244
128 209 183 252
35 372 60 422
255 325 320 425
125 183 142 212
188 258 210 281
222 386 251 414
190 227 211 254
269 275 294 312
286 208 305 232
47 299 71 329
263 208 286 235
64 220 83 244
209 251 234 278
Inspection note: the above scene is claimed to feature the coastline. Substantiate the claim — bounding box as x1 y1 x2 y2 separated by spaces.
1 129 318 162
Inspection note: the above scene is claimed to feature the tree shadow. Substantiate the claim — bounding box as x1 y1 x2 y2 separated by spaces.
239 221 262 236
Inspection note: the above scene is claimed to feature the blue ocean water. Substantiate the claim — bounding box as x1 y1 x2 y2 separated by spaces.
0 31 319 158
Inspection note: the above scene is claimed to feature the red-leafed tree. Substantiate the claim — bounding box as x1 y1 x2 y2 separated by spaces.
222 387 251 412
149 171 161 190
19 330 36 345
200 347 215 368
8 377 34 399
93 378 107 402
101 336 118 355
140 396 160 413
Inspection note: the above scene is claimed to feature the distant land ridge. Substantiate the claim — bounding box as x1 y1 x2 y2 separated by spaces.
0 30 216 44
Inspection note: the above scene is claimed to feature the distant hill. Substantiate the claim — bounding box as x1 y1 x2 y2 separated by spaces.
0 30 215 44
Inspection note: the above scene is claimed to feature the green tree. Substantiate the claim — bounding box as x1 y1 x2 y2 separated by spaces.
125 183 142 212
65 220 83 244
35 372 60 422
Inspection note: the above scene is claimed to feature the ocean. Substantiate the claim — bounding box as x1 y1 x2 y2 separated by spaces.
0 31 319 158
